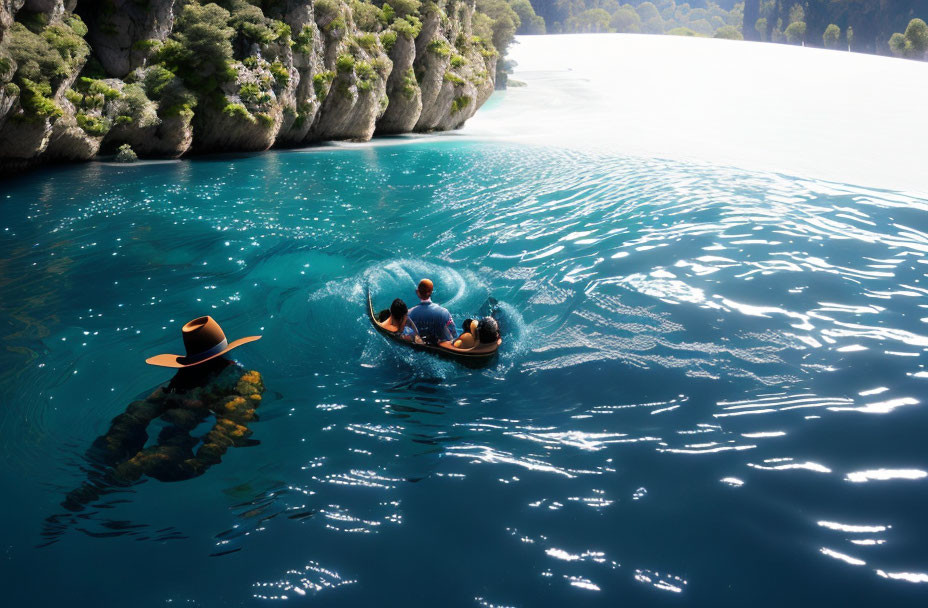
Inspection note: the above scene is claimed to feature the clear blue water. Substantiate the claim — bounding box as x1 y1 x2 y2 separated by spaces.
2 139 928 606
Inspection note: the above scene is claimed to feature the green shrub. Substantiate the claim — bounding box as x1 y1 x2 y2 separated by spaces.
392 15 422 39
7 23 68 83
230 3 277 44
18 77 62 120
256 112 275 127
117 83 158 127
132 38 162 52
223 102 256 123
443 71 465 85
142 65 176 99
292 101 313 127
242 56 259 68
336 53 355 73
294 25 314 54
386 0 420 18
239 82 271 105
42 22 89 67
352 0 387 31
356 32 379 52
400 67 417 99
313 70 335 100
325 17 347 34
76 112 109 136
336 80 354 99
5 82 20 97
355 61 376 91
63 13 87 36
115 143 138 163
427 38 451 57
371 56 391 75
65 89 83 106
269 61 290 86
275 21 292 42
316 0 340 18
380 30 398 53
450 54 467 68
159 3 234 94
85 78 122 100
450 94 471 114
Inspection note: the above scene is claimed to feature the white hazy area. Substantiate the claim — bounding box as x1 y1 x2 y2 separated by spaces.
462 33 928 195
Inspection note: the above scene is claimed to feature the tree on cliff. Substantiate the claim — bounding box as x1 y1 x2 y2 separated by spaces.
158 2 235 93
476 0 521 52
889 18 928 59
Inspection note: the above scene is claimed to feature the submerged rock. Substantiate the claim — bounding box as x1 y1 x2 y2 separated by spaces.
114 142 136 162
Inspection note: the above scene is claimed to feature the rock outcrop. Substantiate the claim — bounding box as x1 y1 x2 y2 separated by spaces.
0 0 513 173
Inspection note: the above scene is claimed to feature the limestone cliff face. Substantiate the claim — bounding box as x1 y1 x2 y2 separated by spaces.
81 0 175 78
0 0 506 172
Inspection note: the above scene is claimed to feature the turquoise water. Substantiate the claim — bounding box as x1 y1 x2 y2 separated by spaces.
2 139 928 606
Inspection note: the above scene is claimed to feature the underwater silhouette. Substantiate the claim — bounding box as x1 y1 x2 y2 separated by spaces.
59 357 265 512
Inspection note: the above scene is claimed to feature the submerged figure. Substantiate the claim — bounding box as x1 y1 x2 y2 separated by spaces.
60 316 264 512
407 279 457 344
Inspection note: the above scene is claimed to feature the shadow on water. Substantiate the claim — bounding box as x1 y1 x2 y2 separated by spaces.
39 357 266 547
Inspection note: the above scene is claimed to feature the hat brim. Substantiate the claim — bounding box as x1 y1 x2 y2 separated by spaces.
145 335 262 368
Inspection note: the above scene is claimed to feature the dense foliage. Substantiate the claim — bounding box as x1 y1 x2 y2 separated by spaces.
528 0 744 36
744 1 928 55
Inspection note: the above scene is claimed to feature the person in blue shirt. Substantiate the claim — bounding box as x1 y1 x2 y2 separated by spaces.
407 278 457 344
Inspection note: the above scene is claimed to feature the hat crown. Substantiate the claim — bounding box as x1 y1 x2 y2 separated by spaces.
182 316 227 357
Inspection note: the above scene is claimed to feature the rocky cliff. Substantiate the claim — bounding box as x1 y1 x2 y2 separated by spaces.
0 0 511 171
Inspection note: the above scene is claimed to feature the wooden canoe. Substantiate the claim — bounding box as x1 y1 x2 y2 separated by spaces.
367 291 501 367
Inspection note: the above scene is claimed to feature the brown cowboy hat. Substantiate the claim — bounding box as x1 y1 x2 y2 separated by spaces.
145 316 261 368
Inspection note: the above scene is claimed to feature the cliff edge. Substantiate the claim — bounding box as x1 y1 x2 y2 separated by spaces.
0 0 515 171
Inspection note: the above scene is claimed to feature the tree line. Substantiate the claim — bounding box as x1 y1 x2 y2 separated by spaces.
511 0 928 60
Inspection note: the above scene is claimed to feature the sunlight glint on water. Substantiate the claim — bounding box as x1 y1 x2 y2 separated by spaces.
1 113 928 605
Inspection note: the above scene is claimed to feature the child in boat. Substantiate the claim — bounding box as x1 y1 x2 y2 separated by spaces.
452 317 500 349
477 317 500 343
453 319 478 349
383 298 420 342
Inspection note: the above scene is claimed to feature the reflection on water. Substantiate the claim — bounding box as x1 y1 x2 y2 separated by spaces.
2 141 928 605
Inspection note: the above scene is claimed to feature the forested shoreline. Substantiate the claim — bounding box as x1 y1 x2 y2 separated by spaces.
517 1 928 59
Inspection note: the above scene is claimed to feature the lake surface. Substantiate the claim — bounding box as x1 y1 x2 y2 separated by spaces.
2 35 928 606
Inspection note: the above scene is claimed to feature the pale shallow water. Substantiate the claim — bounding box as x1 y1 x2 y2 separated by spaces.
1 35 928 607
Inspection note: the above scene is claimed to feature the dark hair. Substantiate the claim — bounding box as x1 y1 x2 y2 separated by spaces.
478 317 499 343
462 318 475 334
390 298 408 321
